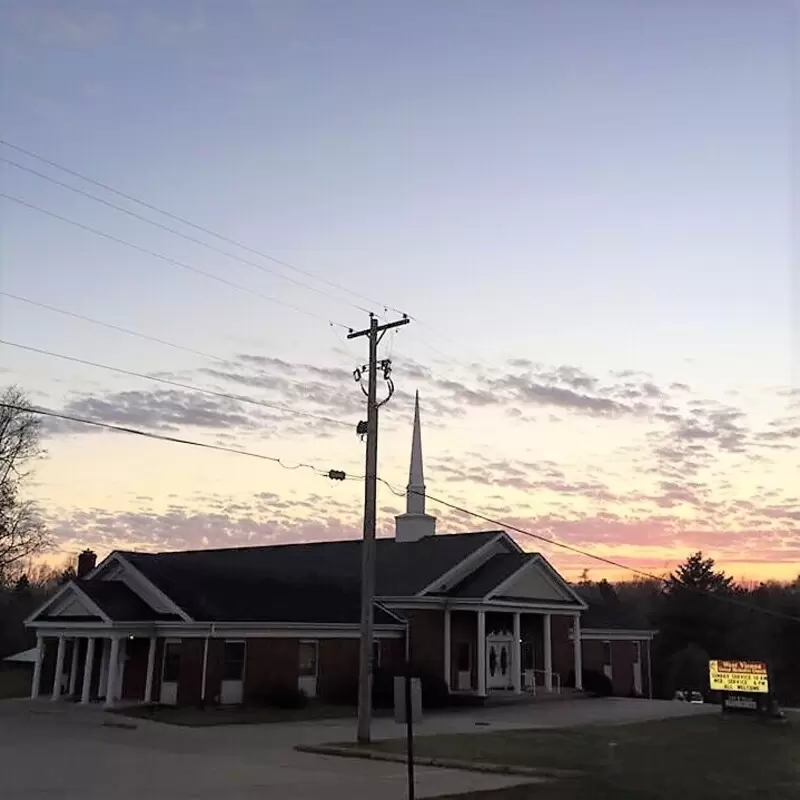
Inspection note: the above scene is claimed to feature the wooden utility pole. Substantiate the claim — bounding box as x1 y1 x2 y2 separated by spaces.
348 312 409 744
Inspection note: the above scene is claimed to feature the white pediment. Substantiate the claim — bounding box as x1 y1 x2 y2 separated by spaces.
489 556 586 607
30 583 109 623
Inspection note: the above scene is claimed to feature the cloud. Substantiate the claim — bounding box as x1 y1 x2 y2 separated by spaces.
45 389 268 435
12 4 117 46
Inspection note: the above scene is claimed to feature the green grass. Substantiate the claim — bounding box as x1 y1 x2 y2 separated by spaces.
0 668 31 699
372 714 800 799
115 702 355 727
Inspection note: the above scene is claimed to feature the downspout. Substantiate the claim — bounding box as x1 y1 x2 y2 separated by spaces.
200 623 214 706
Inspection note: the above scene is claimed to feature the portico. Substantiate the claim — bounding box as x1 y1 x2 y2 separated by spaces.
440 605 583 698
29 628 160 707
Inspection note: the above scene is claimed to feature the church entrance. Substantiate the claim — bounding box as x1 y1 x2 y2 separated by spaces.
486 633 513 690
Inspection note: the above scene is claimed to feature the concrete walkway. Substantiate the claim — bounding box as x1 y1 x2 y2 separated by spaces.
0 699 532 799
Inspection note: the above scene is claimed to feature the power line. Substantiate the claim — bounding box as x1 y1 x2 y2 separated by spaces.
377 480 800 625
0 192 352 330
0 402 341 477
0 339 352 429
1 156 372 315
0 291 229 365
0 139 404 316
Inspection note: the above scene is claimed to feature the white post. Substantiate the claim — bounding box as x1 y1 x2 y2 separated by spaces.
476 610 486 696
443 608 451 691
81 638 95 704
51 636 66 701
543 613 553 692
573 613 583 690
646 638 653 699
512 612 521 693
105 637 120 708
68 639 80 696
31 635 44 699
144 636 157 703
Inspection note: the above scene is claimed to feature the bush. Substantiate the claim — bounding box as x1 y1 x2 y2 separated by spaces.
321 666 451 710
582 669 613 697
262 685 308 709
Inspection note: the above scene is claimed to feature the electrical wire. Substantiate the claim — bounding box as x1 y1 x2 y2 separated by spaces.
1 155 373 315
377 479 800 625
0 291 229 365
0 139 404 316
0 403 335 476
0 192 352 330
0 339 353 429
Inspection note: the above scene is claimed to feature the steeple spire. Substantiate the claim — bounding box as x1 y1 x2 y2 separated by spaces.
395 390 437 542
407 390 425 514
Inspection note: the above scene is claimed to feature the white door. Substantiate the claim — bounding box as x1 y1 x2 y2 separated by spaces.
220 641 245 705
160 640 180 705
632 642 643 695
456 642 472 691
602 641 613 683
486 636 513 690
297 641 318 698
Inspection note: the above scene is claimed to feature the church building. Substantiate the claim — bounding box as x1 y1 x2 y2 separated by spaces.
25 395 654 706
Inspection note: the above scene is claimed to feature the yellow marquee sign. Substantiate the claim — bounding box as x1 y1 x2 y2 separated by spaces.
709 660 769 694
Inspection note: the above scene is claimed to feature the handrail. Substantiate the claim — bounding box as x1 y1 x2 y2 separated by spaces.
523 669 561 695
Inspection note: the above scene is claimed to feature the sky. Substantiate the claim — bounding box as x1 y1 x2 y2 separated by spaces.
0 0 797 582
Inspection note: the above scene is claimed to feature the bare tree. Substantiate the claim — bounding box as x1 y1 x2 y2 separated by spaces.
0 386 48 575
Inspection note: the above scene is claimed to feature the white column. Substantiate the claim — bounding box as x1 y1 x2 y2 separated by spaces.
144 636 157 703
68 639 80 695
105 637 121 708
30 635 44 699
81 638 96 704
476 610 486 696
572 613 583 690
646 639 653 700
511 612 521 693
443 609 451 691
51 636 66 701
543 613 553 691
99 639 110 698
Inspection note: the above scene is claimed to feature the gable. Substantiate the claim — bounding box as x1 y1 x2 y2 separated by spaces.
29 583 107 623
95 553 190 617
497 566 573 602
489 556 586 607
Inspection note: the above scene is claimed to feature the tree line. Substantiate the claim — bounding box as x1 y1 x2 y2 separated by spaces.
580 554 800 705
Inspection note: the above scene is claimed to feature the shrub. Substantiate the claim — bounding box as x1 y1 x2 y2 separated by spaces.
262 685 308 709
582 669 613 697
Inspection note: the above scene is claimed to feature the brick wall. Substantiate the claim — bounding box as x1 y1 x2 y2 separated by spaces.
121 637 150 701
177 638 204 705
243 638 298 702
450 610 476 689
551 614 576 681
400 609 444 678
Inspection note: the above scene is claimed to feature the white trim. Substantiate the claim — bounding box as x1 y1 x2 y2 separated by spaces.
415 532 519 596
579 628 656 641
487 554 588 609
26 581 113 625
111 553 193 622
382 597 583 614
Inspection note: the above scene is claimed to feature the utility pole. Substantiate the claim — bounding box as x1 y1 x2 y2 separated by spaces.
348 312 409 744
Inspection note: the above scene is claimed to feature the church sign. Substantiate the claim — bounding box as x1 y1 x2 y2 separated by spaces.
709 660 769 694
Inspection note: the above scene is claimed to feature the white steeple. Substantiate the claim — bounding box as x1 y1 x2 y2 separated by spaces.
395 391 437 542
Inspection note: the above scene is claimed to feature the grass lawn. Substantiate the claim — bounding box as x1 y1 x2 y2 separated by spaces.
115 702 355 727
0 668 31 699
372 714 800 799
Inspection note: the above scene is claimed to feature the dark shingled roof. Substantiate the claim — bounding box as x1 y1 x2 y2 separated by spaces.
120 531 502 624
444 553 532 598
76 580 178 622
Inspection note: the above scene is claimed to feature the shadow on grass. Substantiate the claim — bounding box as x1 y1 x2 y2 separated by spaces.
374 714 800 800
114 702 355 727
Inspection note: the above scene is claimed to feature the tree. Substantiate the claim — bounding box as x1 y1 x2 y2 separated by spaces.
0 386 48 578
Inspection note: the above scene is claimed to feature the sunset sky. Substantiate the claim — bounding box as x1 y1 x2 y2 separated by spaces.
1 1 797 582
